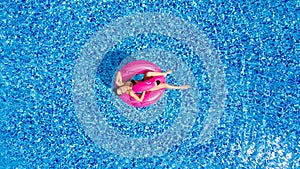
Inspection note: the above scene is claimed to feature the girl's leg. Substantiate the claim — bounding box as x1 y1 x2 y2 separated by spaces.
144 70 172 78
147 83 190 91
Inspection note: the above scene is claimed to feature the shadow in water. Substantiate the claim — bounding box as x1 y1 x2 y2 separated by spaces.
96 50 130 87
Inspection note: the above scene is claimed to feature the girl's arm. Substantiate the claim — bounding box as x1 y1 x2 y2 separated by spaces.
115 71 124 86
129 91 146 102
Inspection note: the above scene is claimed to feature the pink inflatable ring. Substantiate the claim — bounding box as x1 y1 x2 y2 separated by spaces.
115 60 166 107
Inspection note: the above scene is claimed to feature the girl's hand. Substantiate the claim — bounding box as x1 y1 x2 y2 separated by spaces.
139 91 146 102
115 71 124 86
129 91 146 102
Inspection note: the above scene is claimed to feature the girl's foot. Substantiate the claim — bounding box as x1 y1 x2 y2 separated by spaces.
180 84 190 90
163 70 173 77
166 70 173 74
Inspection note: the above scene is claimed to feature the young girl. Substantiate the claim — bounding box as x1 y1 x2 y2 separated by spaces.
114 70 190 102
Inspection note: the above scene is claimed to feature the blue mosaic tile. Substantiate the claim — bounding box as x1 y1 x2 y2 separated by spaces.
1 0 299 168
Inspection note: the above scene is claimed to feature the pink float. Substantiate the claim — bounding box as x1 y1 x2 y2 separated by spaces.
115 60 166 107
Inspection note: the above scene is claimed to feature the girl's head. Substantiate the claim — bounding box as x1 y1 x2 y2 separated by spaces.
114 85 129 96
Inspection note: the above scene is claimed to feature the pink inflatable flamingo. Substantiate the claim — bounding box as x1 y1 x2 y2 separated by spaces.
115 60 166 108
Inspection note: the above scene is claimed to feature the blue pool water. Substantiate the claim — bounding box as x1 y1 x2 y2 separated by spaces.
1 0 299 168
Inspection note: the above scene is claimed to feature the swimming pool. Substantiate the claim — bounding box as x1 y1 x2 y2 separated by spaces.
1 0 299 168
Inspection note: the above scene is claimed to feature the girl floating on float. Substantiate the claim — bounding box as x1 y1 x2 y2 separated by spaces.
114 60 190 107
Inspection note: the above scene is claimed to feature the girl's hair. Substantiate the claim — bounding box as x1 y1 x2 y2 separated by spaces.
113 87 122 96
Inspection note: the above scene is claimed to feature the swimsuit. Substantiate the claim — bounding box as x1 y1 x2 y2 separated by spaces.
130 79 160 86
130 79 161 94
130 79 137 86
